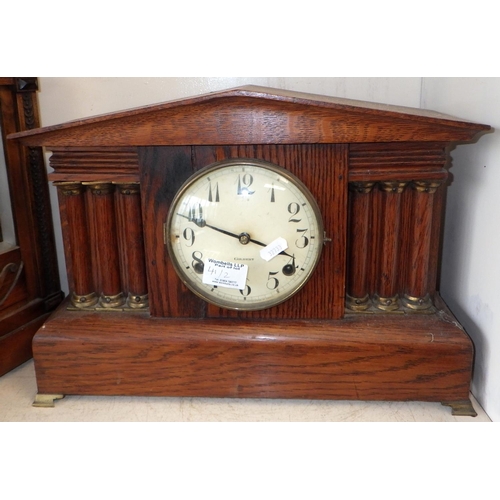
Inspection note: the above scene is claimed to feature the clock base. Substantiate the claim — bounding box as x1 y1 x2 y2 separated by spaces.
31 295 474 412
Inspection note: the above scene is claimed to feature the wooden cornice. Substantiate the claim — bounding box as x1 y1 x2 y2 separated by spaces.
8 85 491 147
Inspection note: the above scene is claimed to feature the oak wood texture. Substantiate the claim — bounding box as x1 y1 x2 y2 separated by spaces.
9 86 490 147
346 143 452 311
56 184 94 297
406 182 440 299
138 144 347 320
33 295 473 402
0 78 63 376
48 147 139 183
7 85 490 404
86 183 122 300
115 184 147 300
346 183 373 303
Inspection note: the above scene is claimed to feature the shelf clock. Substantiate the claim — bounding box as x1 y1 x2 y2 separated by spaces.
9 86 490 414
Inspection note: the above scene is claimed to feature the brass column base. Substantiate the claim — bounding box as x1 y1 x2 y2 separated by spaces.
97 292 126 309
127 292 149 309
403 293 433 311
346 294 370 312
373 294 400 312
70 291 99 309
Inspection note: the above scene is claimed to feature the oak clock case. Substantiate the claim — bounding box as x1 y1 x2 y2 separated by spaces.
7 85 490 415
166 159 325 311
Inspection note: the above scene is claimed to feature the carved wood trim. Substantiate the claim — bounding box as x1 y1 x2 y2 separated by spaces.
48 147 140 182
349 142 449 182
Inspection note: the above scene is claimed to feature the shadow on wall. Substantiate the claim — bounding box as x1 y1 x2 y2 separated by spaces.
438 129 496 409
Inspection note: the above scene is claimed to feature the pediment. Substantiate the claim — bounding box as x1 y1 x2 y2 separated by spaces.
9 85 490 147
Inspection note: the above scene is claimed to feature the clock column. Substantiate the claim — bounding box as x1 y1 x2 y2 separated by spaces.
55 182 98 309
403 180 443 311
374 181 408 312
84 182 125 309
115 182 148 309
346 181 374 311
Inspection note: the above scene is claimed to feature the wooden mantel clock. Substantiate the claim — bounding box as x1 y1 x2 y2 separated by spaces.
9 86 490 414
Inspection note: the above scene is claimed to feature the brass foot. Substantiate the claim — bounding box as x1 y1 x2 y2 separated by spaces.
441 400 477 417
32 394 65 408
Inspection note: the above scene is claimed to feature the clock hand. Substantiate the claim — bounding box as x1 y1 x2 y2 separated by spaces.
177 213 294 258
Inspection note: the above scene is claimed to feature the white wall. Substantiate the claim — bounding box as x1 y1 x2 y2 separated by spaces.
421 78 500 422
36 77 499 421
37 77 423 125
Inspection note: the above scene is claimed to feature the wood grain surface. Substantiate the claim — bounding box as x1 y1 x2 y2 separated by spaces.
9 86 490 147
33 296 473 401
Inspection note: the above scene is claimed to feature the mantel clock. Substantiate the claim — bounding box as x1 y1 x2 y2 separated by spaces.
9 85 490 415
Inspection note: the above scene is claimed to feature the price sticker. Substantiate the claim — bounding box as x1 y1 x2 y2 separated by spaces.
260 237 288 262
202 259 249 290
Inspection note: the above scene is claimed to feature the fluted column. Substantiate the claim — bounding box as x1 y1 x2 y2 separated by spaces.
373 181 408 312
84 182 125 308
346 182 374 311
403 180 442 311
56 182 98 308
115 182 148 309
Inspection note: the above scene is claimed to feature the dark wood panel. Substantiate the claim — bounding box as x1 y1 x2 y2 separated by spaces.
0 246 28 311
0 78 63 375
1 311 51 377
138 146 206 317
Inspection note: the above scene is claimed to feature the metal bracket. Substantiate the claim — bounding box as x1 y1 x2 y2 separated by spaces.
32 394 65 408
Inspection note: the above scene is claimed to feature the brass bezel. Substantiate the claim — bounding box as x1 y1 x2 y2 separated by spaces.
165 158 325 311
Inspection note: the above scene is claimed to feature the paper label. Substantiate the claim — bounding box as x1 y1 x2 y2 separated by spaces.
202 258 249 290
259 237 288 262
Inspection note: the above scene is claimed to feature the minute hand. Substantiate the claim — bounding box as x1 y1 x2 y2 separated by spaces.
177 213 293 258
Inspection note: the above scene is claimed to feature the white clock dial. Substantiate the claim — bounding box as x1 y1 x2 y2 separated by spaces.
166 159 324 310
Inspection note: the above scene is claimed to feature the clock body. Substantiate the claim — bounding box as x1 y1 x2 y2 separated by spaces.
9 86 490 414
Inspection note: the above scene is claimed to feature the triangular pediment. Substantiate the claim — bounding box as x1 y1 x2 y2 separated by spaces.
9 85 490 147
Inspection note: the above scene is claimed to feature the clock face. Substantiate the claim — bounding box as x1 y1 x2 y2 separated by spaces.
166 159 324 310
